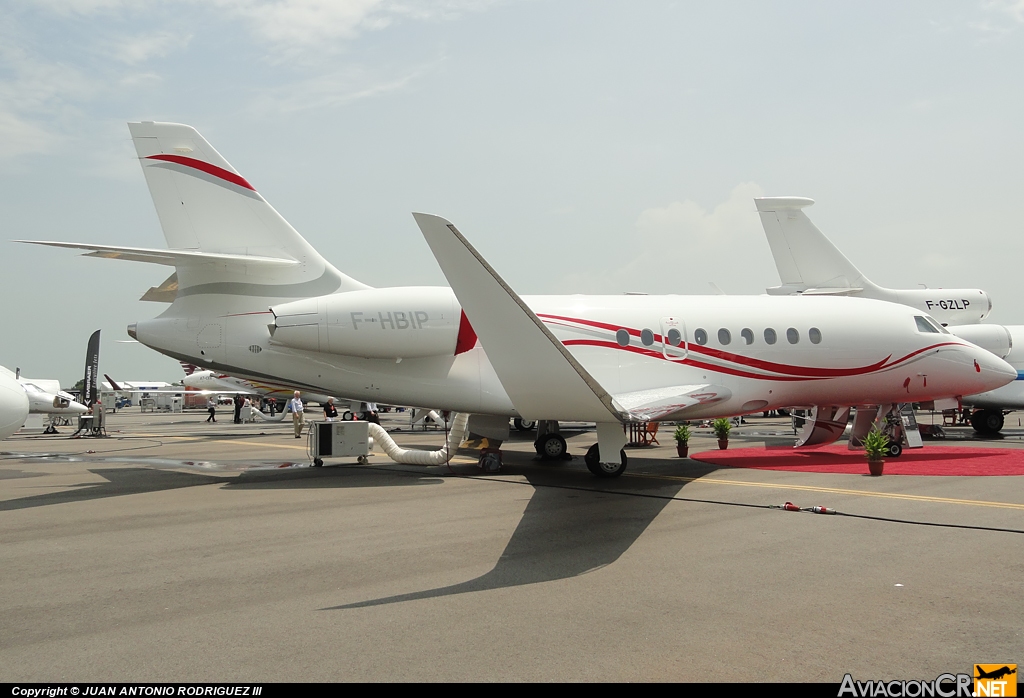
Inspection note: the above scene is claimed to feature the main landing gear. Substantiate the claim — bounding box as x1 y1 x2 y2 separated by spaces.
970 409 1004 436
513 418 536 432
584 444 628 478
535 432 568 460
533 420 570 461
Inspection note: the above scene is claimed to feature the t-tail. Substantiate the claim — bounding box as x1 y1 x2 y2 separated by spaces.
755 197 881 296
19 122 369 312
754 196 990 326
127 122 368 307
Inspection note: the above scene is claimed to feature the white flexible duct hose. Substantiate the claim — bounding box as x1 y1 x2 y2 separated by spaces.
367 412 470 466
244 406 288 422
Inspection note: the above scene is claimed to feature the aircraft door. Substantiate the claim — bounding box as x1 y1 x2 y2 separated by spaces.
660 316 687 360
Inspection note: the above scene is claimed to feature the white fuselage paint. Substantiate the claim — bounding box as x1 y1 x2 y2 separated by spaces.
132 290 1015 421
182 370 336 405
0 370 31 439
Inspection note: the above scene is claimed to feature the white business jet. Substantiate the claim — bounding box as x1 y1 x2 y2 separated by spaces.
0 369 30 440
756 197 1024 435
18 123 1016 476
0 366 88 427
181 368 337 407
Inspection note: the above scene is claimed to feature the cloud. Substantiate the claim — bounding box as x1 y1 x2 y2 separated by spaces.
561 183 773 295
0 42 101 158
109 30 193 65
0 110 55 158
982 0 1024 23
250 57 442 114
631 181 766 250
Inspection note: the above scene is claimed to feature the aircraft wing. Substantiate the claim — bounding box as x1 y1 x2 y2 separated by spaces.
612 384 732 422
414 213 626 424
15 241 299 268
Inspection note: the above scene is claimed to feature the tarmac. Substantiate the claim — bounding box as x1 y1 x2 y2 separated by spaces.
1 407 1021 682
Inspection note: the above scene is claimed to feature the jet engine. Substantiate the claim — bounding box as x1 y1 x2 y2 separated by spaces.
269 287 464 359
947 324 1012 359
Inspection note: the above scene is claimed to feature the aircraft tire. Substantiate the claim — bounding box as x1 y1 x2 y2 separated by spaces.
584 443 628 477
886 442 902 458
971 409 1004 435
313 458 323 467
535 433 567 460
513 418 536 432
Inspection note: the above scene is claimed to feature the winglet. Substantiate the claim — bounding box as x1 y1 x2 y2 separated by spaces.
413 213 624 423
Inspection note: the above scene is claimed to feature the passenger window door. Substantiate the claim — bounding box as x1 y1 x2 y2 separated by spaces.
660 316 687 361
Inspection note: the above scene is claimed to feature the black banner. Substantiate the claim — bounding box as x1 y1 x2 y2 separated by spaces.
82 329 100 405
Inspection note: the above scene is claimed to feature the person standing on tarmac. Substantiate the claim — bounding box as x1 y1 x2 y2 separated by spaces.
233 393 244 424
289 391 305 438
323 398 338 422
206 397 217 423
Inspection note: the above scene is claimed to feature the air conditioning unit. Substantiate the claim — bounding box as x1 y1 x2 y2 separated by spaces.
311 420 372 466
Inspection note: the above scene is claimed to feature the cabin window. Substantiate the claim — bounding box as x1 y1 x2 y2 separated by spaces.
764 328 777 345
914 316 939 333
641 328 655 346
616 329 630 346
809 327 822 344
740 328 753 345
718 328 732 345
787 328 800 344
694 328 708 345
667 328 682 346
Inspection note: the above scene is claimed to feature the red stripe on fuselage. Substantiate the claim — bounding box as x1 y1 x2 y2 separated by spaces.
562 339 819 381
542 313 890 377
145 154 255 191
455 310 478 355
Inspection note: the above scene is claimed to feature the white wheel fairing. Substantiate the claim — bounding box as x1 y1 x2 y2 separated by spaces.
0 372 30 440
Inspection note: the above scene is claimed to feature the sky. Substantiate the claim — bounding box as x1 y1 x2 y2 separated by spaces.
2 0 1023 386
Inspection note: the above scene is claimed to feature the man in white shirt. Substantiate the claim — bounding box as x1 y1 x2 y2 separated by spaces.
289 391 304 438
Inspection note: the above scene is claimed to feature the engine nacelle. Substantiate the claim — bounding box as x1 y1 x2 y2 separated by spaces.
894 288 991 325
947 324 1012 359
270 287 463 359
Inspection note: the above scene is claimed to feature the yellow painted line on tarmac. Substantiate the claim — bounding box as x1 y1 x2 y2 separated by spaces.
629 472 1024 511
211 439 307 451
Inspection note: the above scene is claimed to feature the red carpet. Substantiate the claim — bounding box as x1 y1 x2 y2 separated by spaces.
690 444 1024 476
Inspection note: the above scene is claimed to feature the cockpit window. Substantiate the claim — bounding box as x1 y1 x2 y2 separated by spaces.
915 316 939 333
924 316 950 334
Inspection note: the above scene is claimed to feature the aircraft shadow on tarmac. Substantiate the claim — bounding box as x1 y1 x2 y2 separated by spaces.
0 464 442 512
0 452 720 607
324 455 719 611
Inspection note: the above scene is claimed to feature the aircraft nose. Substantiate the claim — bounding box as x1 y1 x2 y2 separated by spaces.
971 346 1017 390
69 401 89 414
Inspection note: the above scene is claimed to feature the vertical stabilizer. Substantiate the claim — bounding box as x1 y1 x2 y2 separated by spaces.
755 197 878 295
128 122 367 300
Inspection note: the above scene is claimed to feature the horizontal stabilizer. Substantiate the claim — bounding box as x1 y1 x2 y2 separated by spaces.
414 213 624 423
767 285 864 297
613 384 731 422
140 273 179 303
16 241 299 268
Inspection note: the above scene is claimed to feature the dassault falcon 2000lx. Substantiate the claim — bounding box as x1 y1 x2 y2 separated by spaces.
756 196 1024 435
20 122 1016 476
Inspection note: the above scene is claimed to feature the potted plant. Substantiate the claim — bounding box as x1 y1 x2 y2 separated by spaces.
863 428 889 476
673 424 691 458
712 418 732 450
